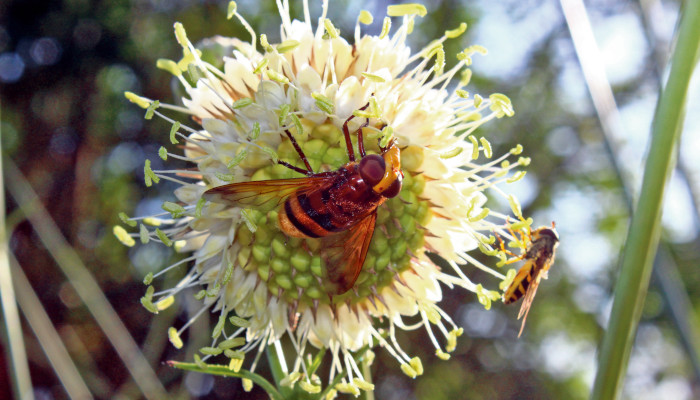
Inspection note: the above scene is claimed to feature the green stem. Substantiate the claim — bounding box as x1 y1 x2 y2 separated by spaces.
267 343 294 399
0 143 33 399
362 354 374 400
168 361 283 400
590 1 700 398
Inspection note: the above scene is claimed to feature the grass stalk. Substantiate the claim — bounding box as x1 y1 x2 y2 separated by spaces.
590 0 700 398
4 159 168 400
0 118 33 399
10 255 92 399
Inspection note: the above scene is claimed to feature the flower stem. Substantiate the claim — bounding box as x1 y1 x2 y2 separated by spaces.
362 355 374 400
590 1 700 398
167 361 284 400
267 344 294 399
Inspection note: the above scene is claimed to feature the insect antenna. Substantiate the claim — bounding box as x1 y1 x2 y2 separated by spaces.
342 102 370 162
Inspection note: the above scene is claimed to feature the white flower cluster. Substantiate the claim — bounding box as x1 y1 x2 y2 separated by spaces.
117 1 529 397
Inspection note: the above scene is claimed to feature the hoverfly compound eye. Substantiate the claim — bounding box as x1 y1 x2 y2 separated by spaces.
381 174 402 198
359 154 386 186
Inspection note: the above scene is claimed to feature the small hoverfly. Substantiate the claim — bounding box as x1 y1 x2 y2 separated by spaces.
499 222 559 337
204 104 403 295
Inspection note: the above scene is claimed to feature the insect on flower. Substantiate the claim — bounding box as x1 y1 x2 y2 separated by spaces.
499 221 559 337
204 104 403 296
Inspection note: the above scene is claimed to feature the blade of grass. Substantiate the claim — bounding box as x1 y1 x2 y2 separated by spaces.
561 0 700 387
9 254 93 399
0 131 33 400
3 159 168 400
589 0 700 398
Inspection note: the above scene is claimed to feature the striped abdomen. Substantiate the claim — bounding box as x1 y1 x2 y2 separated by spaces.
278 165 385 238
503 260 535 304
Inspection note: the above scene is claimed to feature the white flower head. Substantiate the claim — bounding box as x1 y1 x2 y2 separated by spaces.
120 1 529 395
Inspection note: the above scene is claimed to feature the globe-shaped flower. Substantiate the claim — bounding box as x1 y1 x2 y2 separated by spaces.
116 1 528 396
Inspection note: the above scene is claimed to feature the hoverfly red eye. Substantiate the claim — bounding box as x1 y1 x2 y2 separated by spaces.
381 175 402 198
359 154 386 186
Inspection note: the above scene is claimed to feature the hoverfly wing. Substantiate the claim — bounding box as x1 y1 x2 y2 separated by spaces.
321 212 377 295
204 177 331 209
516 266 547 337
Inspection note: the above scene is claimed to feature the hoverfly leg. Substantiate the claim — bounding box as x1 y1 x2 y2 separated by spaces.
341 103 370 162
494 229 524 264
356 118 370 158
277 160 314 176
283 129 314 174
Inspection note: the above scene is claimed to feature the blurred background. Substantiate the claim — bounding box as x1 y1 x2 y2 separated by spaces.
1 0 699 399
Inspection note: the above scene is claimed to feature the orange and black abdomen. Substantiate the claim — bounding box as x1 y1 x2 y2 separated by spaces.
503 261 536 304
278 165 385 238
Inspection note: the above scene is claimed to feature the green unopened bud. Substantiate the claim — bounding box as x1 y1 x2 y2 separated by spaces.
232 98 253 109
468 136 479 160
361 72 386 83
436 349 451 360
156 59 182 77
499 268 517 290
155 228 172 247
162 201 186 218
490 93 515 117
353 378 374 391
229 316 251 327
359 10 373 24
280 372 302 387
266 69 289 84
277 39 300 53
156 296 174 311
218 337 246 349
173 22 188 47
113 226 135 247
445 22 467 38
507 171 527 183
124 92 151 109
118 212 137 227
144 100 159 120
479 137 492 158
379 17 391 39
227 1 237 19
387 4 427 17
193 354 207 370
300 380 321 393
169 121 181 144
410 356 424 375
312 92 334 114
199 346 223 356
510 144 523 155
473 94 483 107
144 159 159 187
194 197 206 218
168 327 183 349
508 195 523 219
253 58 269 74
323 19 340 39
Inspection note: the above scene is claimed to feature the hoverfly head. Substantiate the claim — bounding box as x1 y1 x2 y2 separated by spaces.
360 138 403 198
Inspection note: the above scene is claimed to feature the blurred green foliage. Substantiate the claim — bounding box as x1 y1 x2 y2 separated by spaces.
1 0 698 399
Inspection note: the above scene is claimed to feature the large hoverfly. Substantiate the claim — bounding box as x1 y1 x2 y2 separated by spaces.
499 222 559 337
204 105 403 295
